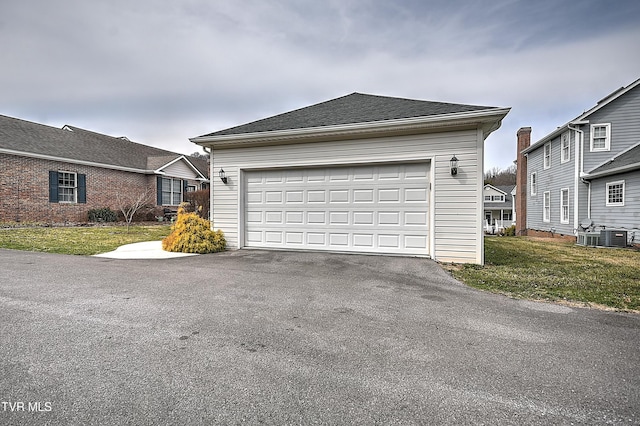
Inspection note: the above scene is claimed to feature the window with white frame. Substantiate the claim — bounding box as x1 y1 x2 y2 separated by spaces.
560 188 569 224
58 171 77 203
161 177 183 205
590 123 611 151
606 181 625 206
530 172 537 196
561 133 570 163
544 142 551 169
543 191 550 222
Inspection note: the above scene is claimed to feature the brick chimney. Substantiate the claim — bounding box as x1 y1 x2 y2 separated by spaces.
516 127 531 236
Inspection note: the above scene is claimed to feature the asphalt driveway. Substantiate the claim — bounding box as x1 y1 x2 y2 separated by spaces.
0 249 638 425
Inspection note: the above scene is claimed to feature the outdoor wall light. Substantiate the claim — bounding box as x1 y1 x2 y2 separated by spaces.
450 155 459 176
219 168 228 184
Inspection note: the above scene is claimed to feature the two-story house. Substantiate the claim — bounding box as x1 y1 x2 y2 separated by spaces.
516 78 640 245
483 184 515 234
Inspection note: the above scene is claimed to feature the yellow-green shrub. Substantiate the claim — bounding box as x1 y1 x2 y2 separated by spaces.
162 206 226 253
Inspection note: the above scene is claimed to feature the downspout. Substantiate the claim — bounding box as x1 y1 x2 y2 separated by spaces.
568 123 586 229
203 146 214 227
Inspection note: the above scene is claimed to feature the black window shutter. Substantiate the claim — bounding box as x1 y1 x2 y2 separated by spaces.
183 180 188 201
77 174 86 203
156 176 163 205
49 171 59 203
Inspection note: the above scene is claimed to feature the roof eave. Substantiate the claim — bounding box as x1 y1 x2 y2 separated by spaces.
582 162 640 180
0 148 153 174
191 108 511 148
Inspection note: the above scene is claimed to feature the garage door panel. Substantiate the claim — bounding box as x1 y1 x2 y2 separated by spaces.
245 163 429 255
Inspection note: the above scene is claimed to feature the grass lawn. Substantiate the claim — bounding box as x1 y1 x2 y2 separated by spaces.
0 225 171 256
447 236 640 312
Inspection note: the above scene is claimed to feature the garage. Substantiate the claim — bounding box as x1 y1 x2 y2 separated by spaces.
244 163 430 255
191 92 510 264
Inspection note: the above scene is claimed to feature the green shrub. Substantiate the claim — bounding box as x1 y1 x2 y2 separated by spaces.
88 208 118 223
162 206 226 253
502 225 516 236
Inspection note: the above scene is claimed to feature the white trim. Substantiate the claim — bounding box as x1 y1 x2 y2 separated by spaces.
543 142 551 169
606 180 625 206
530 172 537 196
590 123 611 152
543 191 551 222
523 77 640 154
154 155 208 180
57 170 78 204
192 108 511 148
560 188 569 224
561 132 570 163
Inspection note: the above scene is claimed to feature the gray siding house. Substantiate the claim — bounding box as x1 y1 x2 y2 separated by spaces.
518 78 640 245
192 93 510 264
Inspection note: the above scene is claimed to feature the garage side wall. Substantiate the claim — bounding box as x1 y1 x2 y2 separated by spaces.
211 129 483 264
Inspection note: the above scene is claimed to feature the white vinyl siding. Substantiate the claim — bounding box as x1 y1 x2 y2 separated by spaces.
606 180 625 206
211 129 484 264
590 123 611 152
162 159 200 179
544 142 551 169
543 191 550 222
560 188 569 224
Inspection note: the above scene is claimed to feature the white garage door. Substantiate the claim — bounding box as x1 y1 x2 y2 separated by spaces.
244 163 430 255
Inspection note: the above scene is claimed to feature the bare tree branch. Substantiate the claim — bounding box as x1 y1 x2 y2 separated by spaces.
115 188 154 232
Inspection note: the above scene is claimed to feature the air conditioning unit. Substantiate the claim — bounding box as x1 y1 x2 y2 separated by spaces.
600 230 627 248
577 232 600 246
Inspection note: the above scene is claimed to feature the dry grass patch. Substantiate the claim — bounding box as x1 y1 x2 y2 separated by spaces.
448 237 640 312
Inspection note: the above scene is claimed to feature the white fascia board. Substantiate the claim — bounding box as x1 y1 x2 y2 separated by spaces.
154 155 208 180
191 108 511 148
0 148 152 174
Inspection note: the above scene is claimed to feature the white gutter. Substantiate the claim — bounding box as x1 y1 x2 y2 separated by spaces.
203 146 214 225
567 122 586 232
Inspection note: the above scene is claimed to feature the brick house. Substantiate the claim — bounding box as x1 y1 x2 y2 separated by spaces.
0 114 209 223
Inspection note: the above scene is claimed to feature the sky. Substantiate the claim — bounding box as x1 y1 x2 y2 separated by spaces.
1 0 639 172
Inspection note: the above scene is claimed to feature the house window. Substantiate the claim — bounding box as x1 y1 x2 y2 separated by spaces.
186 185 196 192
58 171 77 203
484 195 491 201
543 191 550 222
544 142 551 169
530 172 537 196
502 211 513 221
48 171 86 204
161 177 183 205
606 181 625 206
590 124 611 151
560 188 569 224
561 133 570 163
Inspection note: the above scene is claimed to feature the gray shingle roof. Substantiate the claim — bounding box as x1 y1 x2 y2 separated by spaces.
201 92 496 137
588 144 640 177
0 114 208 177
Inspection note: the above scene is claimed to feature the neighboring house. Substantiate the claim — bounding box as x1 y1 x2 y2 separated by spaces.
0 114 209 223
483 184 515 233
191 92 510 264
516 77 640 245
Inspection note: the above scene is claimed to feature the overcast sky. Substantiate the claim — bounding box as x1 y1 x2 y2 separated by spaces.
1 0 639 171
